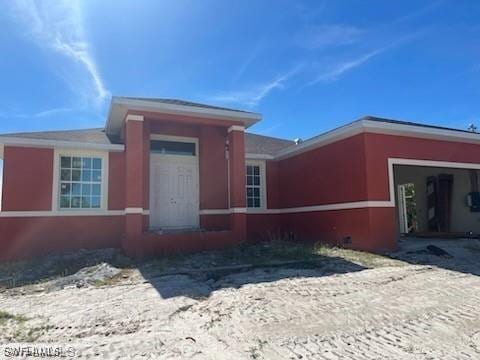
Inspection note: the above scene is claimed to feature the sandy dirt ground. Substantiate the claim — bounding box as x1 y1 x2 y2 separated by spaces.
1 239 480 359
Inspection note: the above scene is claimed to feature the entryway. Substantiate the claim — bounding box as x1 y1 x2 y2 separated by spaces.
149 136 199 230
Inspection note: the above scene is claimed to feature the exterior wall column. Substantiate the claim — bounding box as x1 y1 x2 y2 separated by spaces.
228 125 247 242
123 114 146 256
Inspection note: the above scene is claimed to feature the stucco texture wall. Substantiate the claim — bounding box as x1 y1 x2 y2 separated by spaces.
2 146 53 211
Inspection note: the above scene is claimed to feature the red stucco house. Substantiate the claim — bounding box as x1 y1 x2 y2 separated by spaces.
2 96 480 261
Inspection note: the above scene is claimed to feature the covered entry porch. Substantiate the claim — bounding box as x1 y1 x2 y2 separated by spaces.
114 98 261 257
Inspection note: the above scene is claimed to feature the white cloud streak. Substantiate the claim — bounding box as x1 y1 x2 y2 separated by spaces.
211 65 302 107
0 107 75 119
307 32 420 86
11 0 109 104
297 24 365 50
232 37 266 84
308 46 389 85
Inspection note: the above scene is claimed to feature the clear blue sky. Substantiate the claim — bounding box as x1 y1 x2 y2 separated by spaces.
0 0 479 141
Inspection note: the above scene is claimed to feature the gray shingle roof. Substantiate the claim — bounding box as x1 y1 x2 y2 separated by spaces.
115 96 255 114
0 128 121 145
245 133 295 156
4 116 469 156
0 127 294 156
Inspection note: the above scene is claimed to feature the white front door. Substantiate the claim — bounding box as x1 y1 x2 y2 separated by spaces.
150 154 199 230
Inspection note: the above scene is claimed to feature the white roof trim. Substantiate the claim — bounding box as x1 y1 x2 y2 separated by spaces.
274 119 480 160
0 136 125 152
106 97 262 135
275 121 364 160
245 153 274 160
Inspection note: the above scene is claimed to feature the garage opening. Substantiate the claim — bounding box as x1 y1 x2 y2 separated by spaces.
394 164 480 238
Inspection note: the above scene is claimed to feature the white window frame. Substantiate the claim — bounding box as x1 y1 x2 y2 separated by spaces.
150 134 199 158
52 149 109 212
245 160 267 212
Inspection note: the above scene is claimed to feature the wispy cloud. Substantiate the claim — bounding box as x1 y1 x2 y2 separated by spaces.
0 107 76 119
308 46 389 85
211 65 302 107
307 33 419 86
297 24 365 50
11 0 109 104
391 0 445 26
232 37 267 84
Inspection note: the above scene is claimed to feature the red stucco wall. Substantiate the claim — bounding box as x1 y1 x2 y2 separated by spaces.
108 152 125 210
0 216 124 261
10 123 480 260
2 146 54 211
250 132 480 252
278 134 369 208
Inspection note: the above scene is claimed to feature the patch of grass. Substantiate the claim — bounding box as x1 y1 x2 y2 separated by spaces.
0 311 53 343
92 269 130 287
215 241 319 266
140 239 405 278
12 324 54 343
169 304 194 319
315 246 405 268
0 310 28 325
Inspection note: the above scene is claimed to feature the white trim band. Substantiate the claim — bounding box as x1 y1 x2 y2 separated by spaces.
199 207 247 215
125 207 145 214
246 201 393 215
199 209 230 215
228 125 245 133
0 209 151 218
0 210 125 218
125 114 144 122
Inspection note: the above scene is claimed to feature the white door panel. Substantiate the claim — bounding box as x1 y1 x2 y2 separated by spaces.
150 155 199 230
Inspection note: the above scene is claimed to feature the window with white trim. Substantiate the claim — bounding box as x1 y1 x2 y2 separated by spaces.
246 164 262 208
59 156 103 209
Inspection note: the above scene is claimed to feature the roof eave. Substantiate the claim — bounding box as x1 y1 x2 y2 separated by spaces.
0 136 124 152
274 119 480 160
106 97 262 135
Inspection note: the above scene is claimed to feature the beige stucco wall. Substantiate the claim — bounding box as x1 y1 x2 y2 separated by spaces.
394 165 480 233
